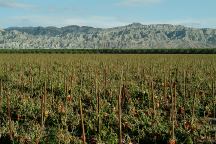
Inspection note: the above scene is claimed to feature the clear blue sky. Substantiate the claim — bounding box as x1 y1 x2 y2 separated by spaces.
0 0 215 28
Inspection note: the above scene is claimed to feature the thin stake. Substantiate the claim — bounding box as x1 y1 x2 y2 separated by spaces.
80 95 86 144
70 70 74 95
169 70 173 123
44 81 47 113
41 82 46 129
191 92 196 125
95 70 100 136
30 67 34 96
151 80 156 118
31 76 34 96
172 82 177 140
80 75 86 144
213 81 215 118
6 90 13 140
64 77 68 113
51 80 54 106
118 68 124 144
0 79 2 112
174 82 177 126
213 81 216 139
183 70 186 120
148 81 151 109
104 67 107 89
164 71 167 106
64 77 67 97
41 94 44 128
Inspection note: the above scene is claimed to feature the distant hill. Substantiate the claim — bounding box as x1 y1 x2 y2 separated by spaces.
0 23 216 49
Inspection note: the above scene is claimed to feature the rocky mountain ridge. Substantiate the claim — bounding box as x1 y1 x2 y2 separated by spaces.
0 23 216 49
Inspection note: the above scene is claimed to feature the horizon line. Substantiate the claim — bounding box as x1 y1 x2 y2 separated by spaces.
2 22 216 29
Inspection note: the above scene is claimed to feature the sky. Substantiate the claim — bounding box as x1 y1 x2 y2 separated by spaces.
0 0 216 28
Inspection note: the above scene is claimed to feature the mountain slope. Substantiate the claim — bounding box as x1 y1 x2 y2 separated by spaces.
0 23 216 49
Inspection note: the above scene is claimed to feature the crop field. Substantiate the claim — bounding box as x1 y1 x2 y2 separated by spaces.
0 54 216 143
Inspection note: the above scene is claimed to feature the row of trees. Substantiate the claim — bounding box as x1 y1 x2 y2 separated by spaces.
0 48 216 54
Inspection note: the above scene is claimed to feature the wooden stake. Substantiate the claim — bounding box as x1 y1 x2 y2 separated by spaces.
41 81 47 129
169 70 173 123
6 90 13 141
64 77 68 115
104 67 107 90
41 93 44 128
31 76 34 96
118 68 124 144
191 92 196 125
174 82 177 126
213 80 216 140
163 72 167 106
151 80 156 118
183 70 186 120
80 74 86 144
171 82 177 140
95 70 100 136
80 95 86 144
44 81 47 113
213 81 215 118
0 79 2 112
50 80 54 106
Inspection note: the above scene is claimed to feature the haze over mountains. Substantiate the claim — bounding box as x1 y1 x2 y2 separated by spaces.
0 23 216 49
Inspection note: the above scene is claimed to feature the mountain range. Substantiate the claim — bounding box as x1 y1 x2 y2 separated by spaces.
0 23 215 49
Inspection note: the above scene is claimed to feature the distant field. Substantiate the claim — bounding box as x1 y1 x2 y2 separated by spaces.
0 54 215 143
